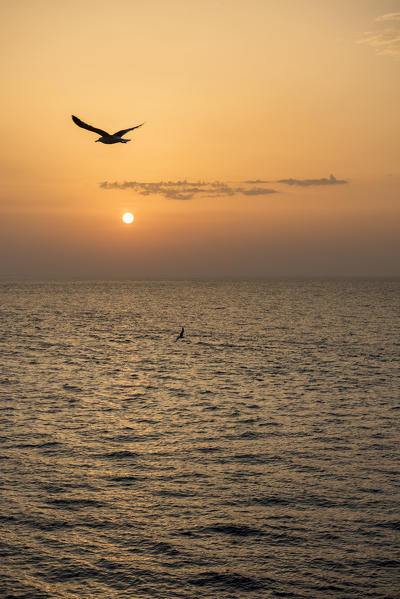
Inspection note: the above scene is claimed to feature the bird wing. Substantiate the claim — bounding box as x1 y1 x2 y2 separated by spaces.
113 123 145 138
72 115 110 137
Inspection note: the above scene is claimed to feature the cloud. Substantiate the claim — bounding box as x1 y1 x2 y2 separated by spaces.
99 180 277 200
359 12 400 58
376 12 400 23
100 174 349 198
277 174 348 187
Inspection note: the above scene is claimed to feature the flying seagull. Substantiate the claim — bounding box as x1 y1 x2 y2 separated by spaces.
72 115 144 144
175 327 184 342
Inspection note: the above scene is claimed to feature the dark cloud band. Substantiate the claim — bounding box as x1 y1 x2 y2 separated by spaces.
100 174 348 199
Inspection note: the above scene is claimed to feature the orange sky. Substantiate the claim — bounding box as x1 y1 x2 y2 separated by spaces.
1 0 399 278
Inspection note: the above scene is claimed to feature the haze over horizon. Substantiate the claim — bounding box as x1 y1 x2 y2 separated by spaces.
1 0 399 279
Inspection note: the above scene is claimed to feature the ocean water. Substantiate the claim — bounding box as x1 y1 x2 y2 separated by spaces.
0 279 399 599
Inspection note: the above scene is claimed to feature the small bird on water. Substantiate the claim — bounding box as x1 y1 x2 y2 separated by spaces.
71 115 144 144
175 327 184 342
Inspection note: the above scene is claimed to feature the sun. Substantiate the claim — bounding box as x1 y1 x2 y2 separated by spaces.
122 212 134 224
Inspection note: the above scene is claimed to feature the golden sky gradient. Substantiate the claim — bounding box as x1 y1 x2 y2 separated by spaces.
1 0 399 277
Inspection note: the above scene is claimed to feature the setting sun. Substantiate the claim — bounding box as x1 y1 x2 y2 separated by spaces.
122 212 134 224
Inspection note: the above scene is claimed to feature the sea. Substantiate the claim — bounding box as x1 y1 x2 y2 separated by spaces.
0 279 399 599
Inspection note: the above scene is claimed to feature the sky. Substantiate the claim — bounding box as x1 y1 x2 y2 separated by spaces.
1 0 399 278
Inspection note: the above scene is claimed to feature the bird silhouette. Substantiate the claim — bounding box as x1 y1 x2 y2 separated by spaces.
72 115 144 144
175 327 184 342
